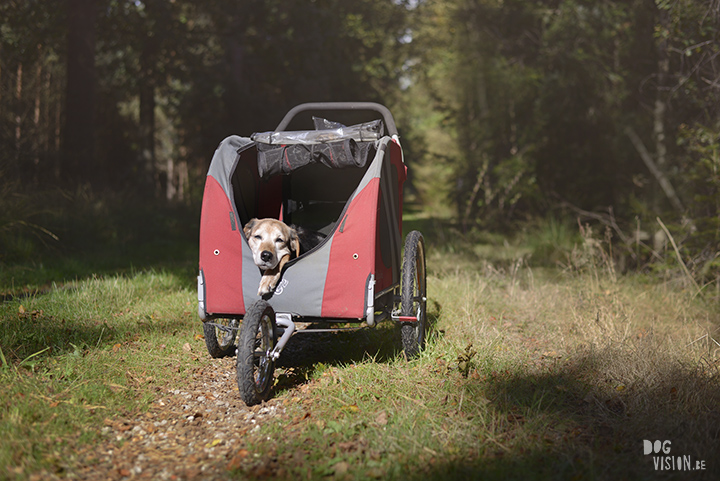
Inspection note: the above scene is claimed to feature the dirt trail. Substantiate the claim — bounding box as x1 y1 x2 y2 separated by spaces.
74 356 289 481
65 327 401 480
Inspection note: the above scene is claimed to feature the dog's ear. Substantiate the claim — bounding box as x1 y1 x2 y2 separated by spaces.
243 218 258 239
289 229 301 258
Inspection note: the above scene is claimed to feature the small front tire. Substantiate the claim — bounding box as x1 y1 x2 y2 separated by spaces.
203 318 239 358
237 301 277 406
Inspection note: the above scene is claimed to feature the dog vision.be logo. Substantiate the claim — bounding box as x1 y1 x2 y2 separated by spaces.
643 440 707 472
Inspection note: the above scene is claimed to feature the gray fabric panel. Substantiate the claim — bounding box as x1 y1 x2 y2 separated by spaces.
207 135 254 198
344 136 388 204
243 235 334 317
241 235 262 312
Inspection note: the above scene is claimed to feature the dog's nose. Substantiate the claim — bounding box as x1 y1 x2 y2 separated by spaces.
260 251 273 263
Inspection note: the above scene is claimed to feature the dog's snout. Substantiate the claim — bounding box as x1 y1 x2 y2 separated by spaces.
260 251 273 263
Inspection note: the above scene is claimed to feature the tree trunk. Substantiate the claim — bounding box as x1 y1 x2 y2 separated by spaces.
653 6 670 212
137 13 160 195
165 156 176 201
64 0 98 184
138 80 156 192
34 54 43 171
15 62 22 163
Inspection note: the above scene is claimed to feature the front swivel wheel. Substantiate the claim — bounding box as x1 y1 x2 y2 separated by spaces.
237 301 277 406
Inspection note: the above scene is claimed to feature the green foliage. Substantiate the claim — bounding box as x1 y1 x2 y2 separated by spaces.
2 0 720 281
403 0 650 229
0 185 199 294
1 0 410 198
0 180 59 263
677 122 720 281
524 216 582 268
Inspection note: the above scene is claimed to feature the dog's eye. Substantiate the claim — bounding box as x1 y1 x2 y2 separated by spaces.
253 235 262 240
275 237 284 243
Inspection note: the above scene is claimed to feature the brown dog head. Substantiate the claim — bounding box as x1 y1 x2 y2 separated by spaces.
243 218 300 271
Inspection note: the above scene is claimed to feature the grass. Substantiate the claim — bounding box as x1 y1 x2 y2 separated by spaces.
1 204 719 480
235 218 720 480
257 285 718 480
0 270 199 475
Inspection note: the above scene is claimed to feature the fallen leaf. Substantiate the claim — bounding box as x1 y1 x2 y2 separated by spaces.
112 343 121 353
337 441 358 452
344 404 360 413
507 412 525 424
367 467 384 479
226 449 250 471
292 412 311 424
333 461 349 476
194 334 204 341
205 439 223 448
116 422 132 432
182 343 192 352
375 411 388 426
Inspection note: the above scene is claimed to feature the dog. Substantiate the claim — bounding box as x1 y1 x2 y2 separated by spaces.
243 218 300 296
291 224 327 255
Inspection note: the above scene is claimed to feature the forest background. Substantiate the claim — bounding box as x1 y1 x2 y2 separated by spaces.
2 0 720 287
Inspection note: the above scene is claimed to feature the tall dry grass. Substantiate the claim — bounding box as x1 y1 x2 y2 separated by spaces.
423 225 720 477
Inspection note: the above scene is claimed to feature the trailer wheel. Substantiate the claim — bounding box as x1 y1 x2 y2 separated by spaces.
400 231 427 359
203 318 239 358
237 301 277 406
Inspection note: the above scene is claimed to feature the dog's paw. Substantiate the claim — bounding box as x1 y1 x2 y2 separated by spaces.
257 287 273 296
258 275 279 296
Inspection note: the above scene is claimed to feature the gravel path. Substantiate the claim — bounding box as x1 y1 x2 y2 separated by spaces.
74 356 290 480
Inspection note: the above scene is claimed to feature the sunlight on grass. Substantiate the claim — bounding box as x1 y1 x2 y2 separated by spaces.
2 228 720 480
0 270 199 475
241 236 720 480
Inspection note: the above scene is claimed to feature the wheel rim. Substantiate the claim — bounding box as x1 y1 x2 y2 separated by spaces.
217 319 238 348
253 313 275 392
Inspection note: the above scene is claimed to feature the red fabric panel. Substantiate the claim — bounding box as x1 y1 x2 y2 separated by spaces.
199 176 246 316
321 178 380 319
374 188 392 291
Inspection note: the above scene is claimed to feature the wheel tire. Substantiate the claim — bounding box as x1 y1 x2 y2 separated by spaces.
237 301 277 406
203 318 239 358
400 231 427 359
